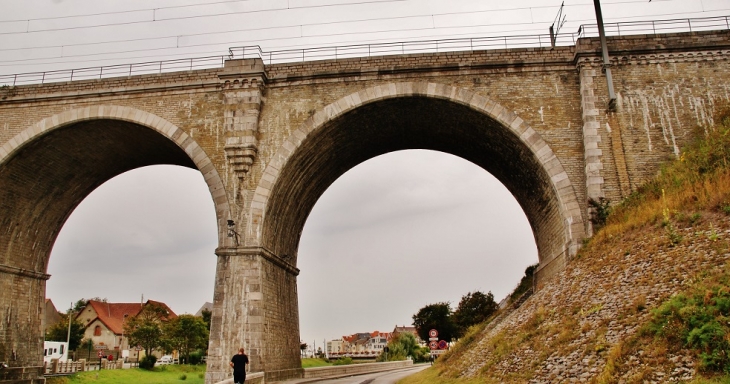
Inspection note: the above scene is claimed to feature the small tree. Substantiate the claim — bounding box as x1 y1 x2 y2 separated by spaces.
201 308 212 331
162 315 209 364
124 303 169 358
45 314 85 351
453 291 498 336
412 302 458 343
300 342 307 358
377 332 430 363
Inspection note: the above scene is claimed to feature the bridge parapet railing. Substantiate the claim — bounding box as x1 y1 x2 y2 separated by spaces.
0 55 227 87
229 15 730 64
578 15 730 37
227 33 579 65
1 15 728 87
43 359 87 375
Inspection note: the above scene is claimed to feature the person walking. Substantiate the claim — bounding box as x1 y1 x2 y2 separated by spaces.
229 348 249 384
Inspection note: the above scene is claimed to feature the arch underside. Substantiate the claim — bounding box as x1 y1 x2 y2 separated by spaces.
0 119 197 273
262 96 574 267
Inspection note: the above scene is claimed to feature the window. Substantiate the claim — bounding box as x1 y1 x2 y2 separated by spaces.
60 345 64 355
94 325 102 336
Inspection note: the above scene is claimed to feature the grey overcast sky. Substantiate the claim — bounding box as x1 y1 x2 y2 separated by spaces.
1 0 727 348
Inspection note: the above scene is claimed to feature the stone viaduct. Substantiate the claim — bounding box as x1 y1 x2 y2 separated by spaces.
0 28 728 383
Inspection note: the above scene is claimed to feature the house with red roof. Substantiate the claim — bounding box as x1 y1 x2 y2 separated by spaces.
75 299 176 357
392 324 422 344
333 331 391 357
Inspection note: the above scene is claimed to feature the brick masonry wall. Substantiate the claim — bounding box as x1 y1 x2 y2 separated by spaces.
578 31 730 206
0 271 46 383
0 29 729 383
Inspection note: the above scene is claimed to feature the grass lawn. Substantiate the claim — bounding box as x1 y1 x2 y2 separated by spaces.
301 358 332 368
46 364 206 384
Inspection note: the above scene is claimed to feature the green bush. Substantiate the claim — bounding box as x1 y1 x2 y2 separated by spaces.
189 350 204 365
332 357 352 366
139 355 157 370
644 267 730 373
179 373 187 380
588 197 611 231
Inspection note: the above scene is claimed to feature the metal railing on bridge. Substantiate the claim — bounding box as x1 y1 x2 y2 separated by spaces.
1 15 727 87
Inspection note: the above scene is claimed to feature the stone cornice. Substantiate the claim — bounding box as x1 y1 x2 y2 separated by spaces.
0 263 50 280
215 246 299 276
576 48 730 69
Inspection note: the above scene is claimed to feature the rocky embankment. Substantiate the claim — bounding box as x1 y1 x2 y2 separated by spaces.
440 214 730 383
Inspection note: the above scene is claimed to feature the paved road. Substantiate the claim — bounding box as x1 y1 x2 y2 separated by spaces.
292 364 431 384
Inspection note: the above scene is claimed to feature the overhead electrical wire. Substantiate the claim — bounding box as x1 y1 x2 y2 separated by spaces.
0 0 670 25
0 0 673 36
0 0 723 71
0 0 682 55
0 0 410 35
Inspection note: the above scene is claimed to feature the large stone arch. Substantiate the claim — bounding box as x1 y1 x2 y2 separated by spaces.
0 106 228 382
248 82 585 271
215 82 586 380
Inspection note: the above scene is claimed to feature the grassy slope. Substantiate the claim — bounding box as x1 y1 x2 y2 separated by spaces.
400 117 730 383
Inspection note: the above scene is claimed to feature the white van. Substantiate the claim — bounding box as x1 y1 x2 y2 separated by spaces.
158 355 173 365
43 341 69 363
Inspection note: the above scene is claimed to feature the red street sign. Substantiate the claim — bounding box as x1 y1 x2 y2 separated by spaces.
428 329 438 338
428 341 438 350
438 340 448 350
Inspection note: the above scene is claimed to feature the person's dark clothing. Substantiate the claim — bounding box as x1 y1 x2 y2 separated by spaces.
231 353 249 383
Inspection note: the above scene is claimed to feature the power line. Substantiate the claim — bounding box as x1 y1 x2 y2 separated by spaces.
0 1 723 70
0 0 409 35
0 0 404 23
0 0 675 54
0 0 668 36
0 0 259 23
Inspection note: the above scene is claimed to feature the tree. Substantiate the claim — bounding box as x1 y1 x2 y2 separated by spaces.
201 308 212 331
45 314 85 350
453 291 499 335
300 342 307 358
124 303 170 357
412 302 459 342
162 315 209 364
377 332 430 363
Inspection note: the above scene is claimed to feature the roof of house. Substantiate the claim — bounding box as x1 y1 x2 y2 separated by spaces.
78 300 177 335
393 325 417 333
195 302 213 317
370 331 390 338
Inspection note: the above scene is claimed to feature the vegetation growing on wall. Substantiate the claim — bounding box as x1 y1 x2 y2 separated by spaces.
598 111 730 243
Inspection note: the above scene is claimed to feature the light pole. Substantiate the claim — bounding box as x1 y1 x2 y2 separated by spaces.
66 303 73 361
592 0 617 110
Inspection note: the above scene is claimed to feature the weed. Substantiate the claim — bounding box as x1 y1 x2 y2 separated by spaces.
179 373 187 380
643 264 730 373
722 204 730 215
581 303 604 317
708 223 720 241
689 212 703 225
631 295 647 313
589 197 611 231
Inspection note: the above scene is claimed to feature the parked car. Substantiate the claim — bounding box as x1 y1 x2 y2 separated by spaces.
158 355 174 365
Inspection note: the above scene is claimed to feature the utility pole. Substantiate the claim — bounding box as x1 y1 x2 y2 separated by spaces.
592 0 617 110
66 302 72 359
